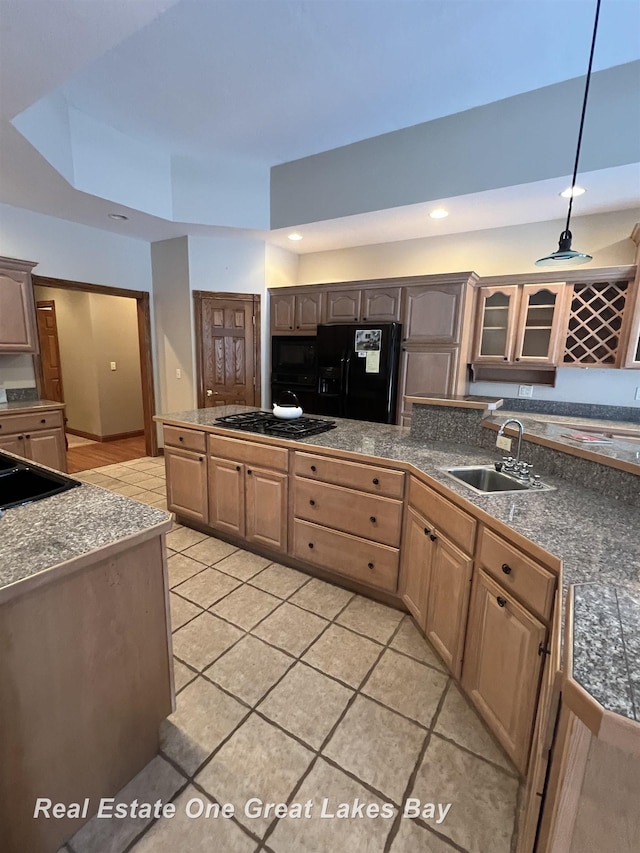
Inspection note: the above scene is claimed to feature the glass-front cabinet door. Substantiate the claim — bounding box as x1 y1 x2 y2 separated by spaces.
473 285 519 362
513 283 566 363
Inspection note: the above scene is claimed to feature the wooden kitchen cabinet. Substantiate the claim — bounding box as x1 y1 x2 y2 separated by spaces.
399 506 433 628
0 257 38 353
361 287 402 322
473 282 566 364
0 434 26 456
270 290 324 334
23 429 66 470
245 466 288 551
209 456 245 537
165 446 208 523
325 289 361 323
397 347 460 425
0 407 67 471
402 283 465 344
462 569 547 774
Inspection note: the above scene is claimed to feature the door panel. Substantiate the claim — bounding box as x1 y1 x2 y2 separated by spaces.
165 448 208 523
403 284 463 343
36 301 65 403
271 293 295 332
245 466 287 552
362 288 402 322
0 269 37 352
0 434 26 457
296 292 324 331
26 429 66 472
209 456 245 537
326 290 361 323
399 506 433 629
197 295 258 407
473 285 520 362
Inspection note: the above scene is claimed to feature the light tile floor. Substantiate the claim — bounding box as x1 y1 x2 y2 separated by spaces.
61 457 521 853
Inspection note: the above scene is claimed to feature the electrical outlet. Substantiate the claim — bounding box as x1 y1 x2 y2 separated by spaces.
176 368 181 379
110 361 117 371
635 387 640 401
518 384 534 398
496 435 512 452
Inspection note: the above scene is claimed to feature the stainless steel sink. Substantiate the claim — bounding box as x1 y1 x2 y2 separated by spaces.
440 465 555 495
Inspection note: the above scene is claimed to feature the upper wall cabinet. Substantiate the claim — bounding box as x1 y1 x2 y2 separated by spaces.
403 283 465 344
325 286 402 324
472 283 566 365
563 279 631 368
0 256 39 353
325 289 362 323
271 290 324 334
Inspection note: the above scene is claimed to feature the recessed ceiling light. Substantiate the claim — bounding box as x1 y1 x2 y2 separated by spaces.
429 208 449 219
288 233 303 241
560 186 586 198
108 213 129 221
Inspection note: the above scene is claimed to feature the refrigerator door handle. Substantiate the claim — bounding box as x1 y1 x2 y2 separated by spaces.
344 351 352 400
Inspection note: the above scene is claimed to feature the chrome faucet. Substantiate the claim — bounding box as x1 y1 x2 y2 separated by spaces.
495 418 536 481
498 418 524 464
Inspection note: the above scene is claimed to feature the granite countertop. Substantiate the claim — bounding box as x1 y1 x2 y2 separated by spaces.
483 411 640 473
404 394 503 411
0 477 171 601
159 405 640 722
571 584 640 723
0 399 65 413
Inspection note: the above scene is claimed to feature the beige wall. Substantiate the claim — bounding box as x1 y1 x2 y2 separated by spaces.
34 286 144 437
295 209 640 283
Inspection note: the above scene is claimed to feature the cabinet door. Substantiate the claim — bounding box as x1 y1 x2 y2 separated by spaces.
623 276 640 368
295 291 324 332
397 347 459 424
462 569 547 774
0 433 27 457
325 289 361 323
245 466 288 552
270 293 296 332
209 456 245 536
165 447 208 523
513 283 566 364
473 285 520 362
403 284 464 343
362 287 402 322
425 534 473 678
25 428 67 472
399 506 434 629
0 269 37 353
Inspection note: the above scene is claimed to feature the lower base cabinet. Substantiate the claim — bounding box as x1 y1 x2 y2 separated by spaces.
165 447 208 523
462 569 547 775
209 457 245 537
0 427 67 471
399 506 432 628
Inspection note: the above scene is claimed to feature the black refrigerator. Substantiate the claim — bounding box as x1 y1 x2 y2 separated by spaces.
315 322 402 424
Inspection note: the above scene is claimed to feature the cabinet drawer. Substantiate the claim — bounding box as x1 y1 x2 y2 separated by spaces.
0 410 63 435
293 519 399 593
164 425 206 453
209 434 288 472
293 451 404 498
294 476 403 546
408 477 476 554
478 527 556 621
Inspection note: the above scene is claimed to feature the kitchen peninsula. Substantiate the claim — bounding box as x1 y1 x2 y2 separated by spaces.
0 455 173 853
156 402 640 853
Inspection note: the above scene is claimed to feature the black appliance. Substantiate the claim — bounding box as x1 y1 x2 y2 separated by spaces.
271 335 318 414
215 411 336 439
316 322 402 424
0 451 81 510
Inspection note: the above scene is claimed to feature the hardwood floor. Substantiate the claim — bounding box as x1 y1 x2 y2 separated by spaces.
66 436 149 473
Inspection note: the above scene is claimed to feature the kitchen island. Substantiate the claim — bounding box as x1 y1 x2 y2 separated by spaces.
0 453 174 853
156 404 639 853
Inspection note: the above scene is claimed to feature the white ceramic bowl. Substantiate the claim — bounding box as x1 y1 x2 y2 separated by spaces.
273 404 303 420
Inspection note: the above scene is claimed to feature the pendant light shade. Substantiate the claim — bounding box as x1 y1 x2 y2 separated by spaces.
535 0 601 267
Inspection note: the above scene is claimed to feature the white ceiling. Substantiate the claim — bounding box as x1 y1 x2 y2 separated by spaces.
1 0 639 249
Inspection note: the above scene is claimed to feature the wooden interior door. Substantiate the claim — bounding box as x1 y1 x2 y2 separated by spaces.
195 292 260 408
35 301 64 403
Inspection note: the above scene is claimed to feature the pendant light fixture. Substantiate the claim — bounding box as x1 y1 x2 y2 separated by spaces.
535 0 601 267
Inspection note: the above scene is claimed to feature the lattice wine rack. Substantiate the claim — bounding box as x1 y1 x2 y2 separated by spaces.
563 280 629 366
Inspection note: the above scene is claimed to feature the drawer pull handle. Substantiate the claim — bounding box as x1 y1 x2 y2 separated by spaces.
502 563 512 575
236 465 241 471
370 516 376 523
372 478 379 485
429 533 437 542
308 542 314 549
179 436 184 442
309 499 316 506
311 465 317 472
497 596 507 608
367 562 374 570
41 419 46 424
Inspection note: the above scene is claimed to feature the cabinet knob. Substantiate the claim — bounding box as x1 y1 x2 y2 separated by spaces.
40 419 46 424
424 527 431 536
372 478 379 485
354 317 357 321
497 596 507 608
179 436 184 442
308 542 314 549
289 326 293 330
363 317 367 321
429 533 437 542
310 465 317 472
247 469 253 475
236 465 241 471
25 434 31 439
370 516 376 523
309 499 316 506
502 563 512 575
198 456 204 462
515 357 521 362
368 562 374 570
18 435 24 440
503 356 508 361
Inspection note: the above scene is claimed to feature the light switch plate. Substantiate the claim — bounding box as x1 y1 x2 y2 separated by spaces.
496 435 512 451
110 361 117 371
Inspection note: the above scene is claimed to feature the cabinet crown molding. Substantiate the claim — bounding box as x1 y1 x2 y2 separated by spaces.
0 256 38 272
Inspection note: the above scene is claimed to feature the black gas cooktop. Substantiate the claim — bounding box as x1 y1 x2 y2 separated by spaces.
215 411 336 439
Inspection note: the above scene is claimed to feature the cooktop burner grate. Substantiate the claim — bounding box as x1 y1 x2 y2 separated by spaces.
215 412 336 438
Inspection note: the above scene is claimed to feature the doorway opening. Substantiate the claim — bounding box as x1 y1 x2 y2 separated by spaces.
32 276 157 472
193 291 261 408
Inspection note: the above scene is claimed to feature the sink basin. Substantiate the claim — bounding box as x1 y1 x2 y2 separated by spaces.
440 465 555 495
0 466 81 510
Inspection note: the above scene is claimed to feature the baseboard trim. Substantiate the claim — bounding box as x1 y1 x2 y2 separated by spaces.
65 428 145 443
